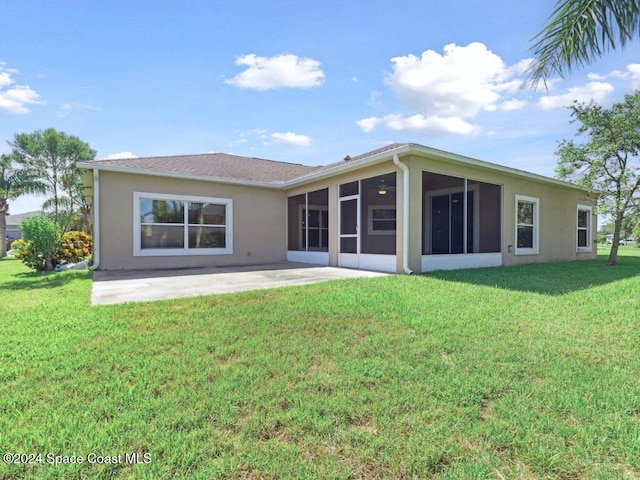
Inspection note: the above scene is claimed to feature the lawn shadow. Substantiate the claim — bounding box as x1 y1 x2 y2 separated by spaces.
424 254 640 296
1 269 90 291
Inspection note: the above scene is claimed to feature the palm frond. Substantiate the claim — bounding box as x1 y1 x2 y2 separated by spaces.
528 0 640 87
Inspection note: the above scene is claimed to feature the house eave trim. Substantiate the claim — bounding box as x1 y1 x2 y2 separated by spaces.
284 145 415 188
76 162 285 189
405 144 588 192
283 144 588 193
78 143 589 194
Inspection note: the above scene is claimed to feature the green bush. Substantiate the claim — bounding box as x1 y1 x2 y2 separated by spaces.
13 227 93 271
16 215 62 271
57 231 93 264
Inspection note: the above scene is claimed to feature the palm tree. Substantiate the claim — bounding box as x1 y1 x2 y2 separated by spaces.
0 153 46 257
9 128 96 225
528 0 640 86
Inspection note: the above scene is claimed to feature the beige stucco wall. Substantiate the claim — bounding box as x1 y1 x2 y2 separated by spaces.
96 171 287 270
402 154 597 272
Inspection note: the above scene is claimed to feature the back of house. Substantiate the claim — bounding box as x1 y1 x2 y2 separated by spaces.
78 143 596 273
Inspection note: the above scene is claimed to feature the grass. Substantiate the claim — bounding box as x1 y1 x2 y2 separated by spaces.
1 247 640 479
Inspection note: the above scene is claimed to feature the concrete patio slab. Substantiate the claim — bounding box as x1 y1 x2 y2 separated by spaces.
91 262 388 305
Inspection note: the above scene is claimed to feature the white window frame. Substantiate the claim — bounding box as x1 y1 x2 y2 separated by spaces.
576 204 593 252
133 192 233 256
515 195 539 255
367 205 397 236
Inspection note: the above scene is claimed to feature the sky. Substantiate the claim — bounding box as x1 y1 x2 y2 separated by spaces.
2 0 640 214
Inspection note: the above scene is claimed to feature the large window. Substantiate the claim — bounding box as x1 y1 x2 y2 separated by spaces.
515 195 539 255
134 192 232 256
577 205 592 252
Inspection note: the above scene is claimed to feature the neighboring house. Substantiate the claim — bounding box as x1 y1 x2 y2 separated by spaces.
606 234 636 245
5 210 41 245
77 143 597 273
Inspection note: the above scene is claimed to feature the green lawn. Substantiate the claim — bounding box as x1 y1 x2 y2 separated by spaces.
1 248 640 479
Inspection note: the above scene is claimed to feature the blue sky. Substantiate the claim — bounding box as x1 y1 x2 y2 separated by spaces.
2 0 640 213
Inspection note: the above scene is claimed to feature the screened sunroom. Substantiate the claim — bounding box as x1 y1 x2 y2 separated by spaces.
421 171 502 271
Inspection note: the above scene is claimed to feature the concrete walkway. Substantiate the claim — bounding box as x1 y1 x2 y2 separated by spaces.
91 262 387 305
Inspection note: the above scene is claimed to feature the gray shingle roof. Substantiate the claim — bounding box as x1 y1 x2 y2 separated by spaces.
6 210 41 226
318 143 410 171
93 152 322 184
79 143 587 193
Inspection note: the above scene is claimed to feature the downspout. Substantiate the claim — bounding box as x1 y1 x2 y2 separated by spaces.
89 168 100 270
393 154 413 274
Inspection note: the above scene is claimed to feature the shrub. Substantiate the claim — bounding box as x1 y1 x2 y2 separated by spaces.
57 231 93 264
11 238 33 260
17 215 62 271
13 229 93 271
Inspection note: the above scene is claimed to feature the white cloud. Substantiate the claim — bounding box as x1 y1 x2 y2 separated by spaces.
226 138 248 148
587 73 607 81
225 54 325 90
227 128 269 147
359 43 528 136
587 69 628 82
366 90 384 109
246 128 268 138
582 64 640 89
0 71 15 87
270 132 311 147
376 114 480 135
508 58 534 76
387 43 524 117
0 63 43 114
627 64 640 89
499 99 527 111
356 117 382 133
104 151 138 160
537 81 614 110
0 86 43 114
56 102 100 118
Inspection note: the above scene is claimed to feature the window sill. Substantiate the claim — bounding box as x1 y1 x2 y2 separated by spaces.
134 248 233 257
515 249 539 256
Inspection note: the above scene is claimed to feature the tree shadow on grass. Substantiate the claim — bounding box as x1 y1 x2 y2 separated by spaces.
423 254 640 296
1 269 90 291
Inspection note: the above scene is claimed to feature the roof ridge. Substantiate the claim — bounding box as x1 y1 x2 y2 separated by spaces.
98 151 314 168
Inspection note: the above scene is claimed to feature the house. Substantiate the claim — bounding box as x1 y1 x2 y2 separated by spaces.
606 234 636 245
77 143 597 273
5 210 41 245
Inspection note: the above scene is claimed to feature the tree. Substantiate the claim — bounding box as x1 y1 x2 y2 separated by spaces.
529 0 640 85
555 91 640 265
599 214 639 243
8 128 96 229
0 153 46 257
15 215 61 271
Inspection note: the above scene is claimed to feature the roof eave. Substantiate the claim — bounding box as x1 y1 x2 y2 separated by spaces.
76 162 286 189
406 144 589 192
78 143 589 194
283 144 415 188
283 143 588 192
